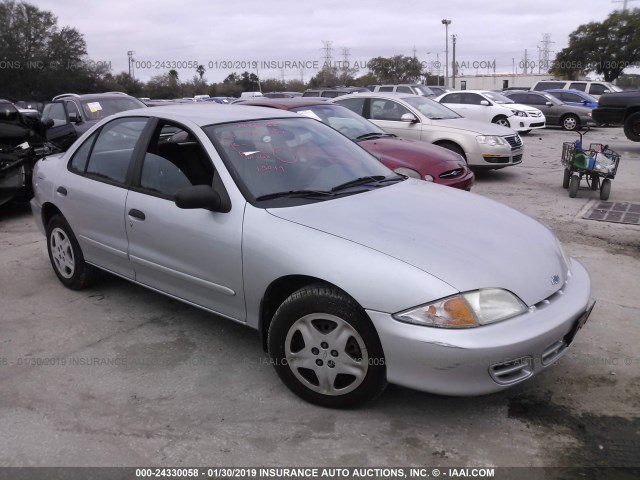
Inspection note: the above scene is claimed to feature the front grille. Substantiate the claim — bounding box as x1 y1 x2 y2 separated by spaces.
528 111 542 117
530 122 545 127
489 356 533 385
439 168 463 179
504 135 523 150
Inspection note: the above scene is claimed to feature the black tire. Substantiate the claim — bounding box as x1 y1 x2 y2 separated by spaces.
623 112 640 142
561 114 580 131
569 174 579 198
268 283 387 408
435 141 466 162
590 174 599 190
600 178 611 201
46 214 102 290
492 115 510 127
563 169 571 189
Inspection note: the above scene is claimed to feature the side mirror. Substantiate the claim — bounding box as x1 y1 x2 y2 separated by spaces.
480 100 490 106
68 112 80 123
582 100 589 105
546 102 553 106
42 118 55 129
400 113 418 123
175 185 222 211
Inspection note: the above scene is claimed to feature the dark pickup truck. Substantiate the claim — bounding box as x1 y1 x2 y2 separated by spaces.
592 90 640 141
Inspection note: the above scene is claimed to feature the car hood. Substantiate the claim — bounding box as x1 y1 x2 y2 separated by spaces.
267 180 566 306
359 136 466 171
428 117 517 136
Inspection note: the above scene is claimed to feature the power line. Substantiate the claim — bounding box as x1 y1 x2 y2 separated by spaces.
612 0 638 11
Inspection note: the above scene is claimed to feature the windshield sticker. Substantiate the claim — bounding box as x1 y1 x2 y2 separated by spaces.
262 136 271 143
295 110 322 121
86 102 102 113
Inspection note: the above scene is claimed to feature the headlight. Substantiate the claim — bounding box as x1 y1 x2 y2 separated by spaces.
511 110 527 117
424 174 434 182
394 167 421 179
587 112 592 117
393 288 528 328
476 135 506 146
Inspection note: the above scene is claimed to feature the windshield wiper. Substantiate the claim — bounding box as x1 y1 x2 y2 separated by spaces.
355 132 394 140
330 175 389 192
255 189 336 201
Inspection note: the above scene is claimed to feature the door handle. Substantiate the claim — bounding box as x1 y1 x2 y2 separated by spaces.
56 186 67 196
128 209 145 220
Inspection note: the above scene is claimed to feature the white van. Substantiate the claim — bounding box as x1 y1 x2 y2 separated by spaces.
240 91 264 98
530 80 622 98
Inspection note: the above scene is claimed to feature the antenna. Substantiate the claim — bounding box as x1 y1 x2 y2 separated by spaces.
538 34 554 73
322 40 333 67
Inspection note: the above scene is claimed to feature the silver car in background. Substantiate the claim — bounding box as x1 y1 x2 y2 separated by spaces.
31 104 593 407
334 92 525 169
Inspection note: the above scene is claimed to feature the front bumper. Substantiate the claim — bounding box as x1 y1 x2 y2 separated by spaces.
508 115 546 132
367 258 592 396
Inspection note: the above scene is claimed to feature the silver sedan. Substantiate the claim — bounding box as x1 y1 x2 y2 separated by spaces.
31 104 593 407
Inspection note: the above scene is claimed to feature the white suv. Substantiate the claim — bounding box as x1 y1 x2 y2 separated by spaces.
531 80 622 99
435 90 546 133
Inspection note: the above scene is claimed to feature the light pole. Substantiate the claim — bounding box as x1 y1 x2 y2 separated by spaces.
441 19 451 87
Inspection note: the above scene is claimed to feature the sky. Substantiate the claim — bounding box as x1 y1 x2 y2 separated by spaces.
28 0 628 84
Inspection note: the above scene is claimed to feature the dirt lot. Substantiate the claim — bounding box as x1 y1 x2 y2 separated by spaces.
1 126 639 472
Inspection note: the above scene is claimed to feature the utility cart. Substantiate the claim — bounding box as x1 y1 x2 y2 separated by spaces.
561 130 620 200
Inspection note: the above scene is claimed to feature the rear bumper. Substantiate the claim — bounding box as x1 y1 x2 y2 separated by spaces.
367 258 592 396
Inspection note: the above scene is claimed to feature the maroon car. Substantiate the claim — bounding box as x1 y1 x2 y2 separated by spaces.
240 98 474 190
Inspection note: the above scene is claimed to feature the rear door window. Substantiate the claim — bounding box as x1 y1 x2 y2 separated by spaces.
85 118 148 185
569 83 587 92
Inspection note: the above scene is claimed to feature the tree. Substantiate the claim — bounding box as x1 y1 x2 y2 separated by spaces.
196 64 205 82
367 55 422 84
551 9 640 82
0 0 96 99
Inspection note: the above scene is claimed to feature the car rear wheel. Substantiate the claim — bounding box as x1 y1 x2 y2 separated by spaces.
492 115 510 127
46 214 102 290
623 112 640 142
268 284 387 408
569 174 580 198
561 114 580 131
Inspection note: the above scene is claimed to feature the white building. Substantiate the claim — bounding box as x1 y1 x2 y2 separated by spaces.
452 73 561 91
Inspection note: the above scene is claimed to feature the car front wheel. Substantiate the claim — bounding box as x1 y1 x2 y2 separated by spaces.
561 114 580 131
492 115 510 127
268 284 387 408
46 214 102 290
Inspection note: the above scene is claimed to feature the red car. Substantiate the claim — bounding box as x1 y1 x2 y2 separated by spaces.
240 98 474 190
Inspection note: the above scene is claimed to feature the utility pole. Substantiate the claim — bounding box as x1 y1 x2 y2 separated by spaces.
127 51 135 78
451 34 457 89
441 19 451 87
613 0 638 10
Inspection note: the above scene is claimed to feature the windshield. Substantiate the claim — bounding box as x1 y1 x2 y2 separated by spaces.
290 104 387 140
80 97 145 121
205 117 394 204
482 92 514 104
401 96 461 119
605 83 623 93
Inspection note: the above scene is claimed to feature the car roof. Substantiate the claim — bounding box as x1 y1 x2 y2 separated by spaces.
52 92 139 101
239 98 332 110
111 103 299 126
337 91 421 100
544 89 588 94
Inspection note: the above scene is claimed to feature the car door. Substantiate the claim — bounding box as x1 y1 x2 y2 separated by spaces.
460 92 496 123
54 116 150 278
438 92 466 117
525 93 557 123
124 120 246 321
